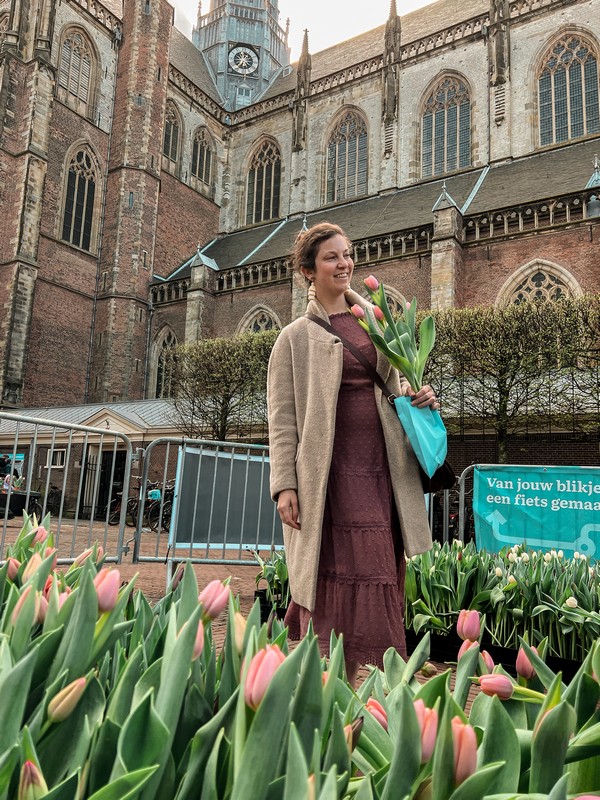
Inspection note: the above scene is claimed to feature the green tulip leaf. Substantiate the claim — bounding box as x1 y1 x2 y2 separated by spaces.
0 646 37 755
174 689 238 800
323 705 350 794
199 728 225 799
431 703 455 800
176 562 200 628
283 724 310 800
453 644 480 711
448 762 505 800
86 765 158 800
290 637 323 762
0 744 19 795
383 647 407 691
86 718 121 797
402 632 431 683
106 643 144 726
381 686 420 800
529 700 576 793
478 697 521 793
43 772 80 800
111 691 169 780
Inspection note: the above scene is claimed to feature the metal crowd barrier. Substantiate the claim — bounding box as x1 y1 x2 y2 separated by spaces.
132 437 280 585
0 412 133 563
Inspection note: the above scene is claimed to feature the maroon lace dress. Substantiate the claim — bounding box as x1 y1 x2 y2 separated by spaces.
285 312 407 667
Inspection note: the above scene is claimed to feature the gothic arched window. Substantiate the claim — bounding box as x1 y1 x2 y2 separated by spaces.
496 260 582 306
246 140 281 225
58 30 94 115
421 76 471 177
61 149 98 251
511 270 570 303
191 127 213 185
156 331 176 399
248 310 278 333
538 35 600 146
326 110 368 203
163 103 181 163
0 14 9 49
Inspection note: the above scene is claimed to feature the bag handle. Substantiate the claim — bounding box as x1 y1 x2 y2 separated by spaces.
305 312 397 405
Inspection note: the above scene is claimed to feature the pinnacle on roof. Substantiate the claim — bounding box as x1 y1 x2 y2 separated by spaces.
300 29 310 62
585 154 600 189
389 0 398 18
432 180 459 212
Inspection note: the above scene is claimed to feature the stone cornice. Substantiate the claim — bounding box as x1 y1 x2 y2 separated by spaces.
70 0 122 36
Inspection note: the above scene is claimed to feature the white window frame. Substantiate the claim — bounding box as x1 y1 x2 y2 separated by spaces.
46 449 66 468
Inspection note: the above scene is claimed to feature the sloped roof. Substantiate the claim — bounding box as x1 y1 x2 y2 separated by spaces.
198 170 481 268
169 26 224 105
100 0 123 19
166 137 600 278
261 0 487 101
0 400 177 436
467 137 600 214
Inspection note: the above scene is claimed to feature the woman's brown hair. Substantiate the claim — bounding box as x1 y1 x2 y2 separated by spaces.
292 222 351 280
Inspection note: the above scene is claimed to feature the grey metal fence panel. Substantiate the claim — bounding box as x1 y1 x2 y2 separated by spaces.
0 412 133 563
132 437 281 585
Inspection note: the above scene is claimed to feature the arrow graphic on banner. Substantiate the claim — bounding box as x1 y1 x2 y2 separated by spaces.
485 510 507 537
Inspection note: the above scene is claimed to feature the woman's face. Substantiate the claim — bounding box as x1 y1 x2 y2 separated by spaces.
306 234 354 300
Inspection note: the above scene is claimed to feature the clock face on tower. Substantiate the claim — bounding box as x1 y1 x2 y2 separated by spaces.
228 45 259 75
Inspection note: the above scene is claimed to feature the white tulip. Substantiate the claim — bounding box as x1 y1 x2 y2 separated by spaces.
565 596 578 609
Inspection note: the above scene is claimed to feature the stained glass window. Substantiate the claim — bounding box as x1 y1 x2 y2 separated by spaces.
163 104 180 162
422 77 471 177
58 31 92 108
156 331 176 399
191 128 213 185
538 36 600 145
61 149 97 251
326 111 368 203
246 141 281 224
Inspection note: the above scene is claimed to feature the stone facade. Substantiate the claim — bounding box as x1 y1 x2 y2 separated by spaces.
0 0 599 408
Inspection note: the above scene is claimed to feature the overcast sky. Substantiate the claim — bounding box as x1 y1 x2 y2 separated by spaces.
172 0 435 61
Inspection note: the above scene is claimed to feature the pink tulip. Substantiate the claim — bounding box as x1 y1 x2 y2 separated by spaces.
37 595 48 624
44 547 57 572
516 646 538 680
457 639 478 660
478 673 514 700
57 590 71 610
457 609 480 641
366 697 388 731
47 677 87 722
73 547 93 567
350 304 365 320
244 644 286 710
452 717 478 785
11 585 40 627
321 671 329 687
32 526 48 545
414 699 438 763
233 611 246 654
93 568 121 612
18 760 48 799
193 619 205 660
7 557 20 581
198 580 230 620
480 650 495 673
373 305 385 322
171 563 185 591
364 275 379 292
22 553 42 584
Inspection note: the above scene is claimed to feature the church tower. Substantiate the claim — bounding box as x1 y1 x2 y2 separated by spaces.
193 0 290 110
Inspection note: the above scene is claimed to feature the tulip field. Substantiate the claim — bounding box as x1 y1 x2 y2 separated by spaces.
2 516 600 798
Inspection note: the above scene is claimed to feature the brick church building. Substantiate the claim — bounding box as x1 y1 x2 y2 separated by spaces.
1 0 599 410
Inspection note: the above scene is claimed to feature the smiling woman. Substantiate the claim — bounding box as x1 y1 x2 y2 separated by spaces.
266 222 434 686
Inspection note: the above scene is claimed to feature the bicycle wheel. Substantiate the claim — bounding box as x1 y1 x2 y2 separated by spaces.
108 502 121 526
160 500 172 533
125 498 138 527
29 501 44 520
147 500 162 532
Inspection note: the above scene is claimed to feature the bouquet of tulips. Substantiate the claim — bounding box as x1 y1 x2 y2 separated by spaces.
351 275 447 477
351 275 435 392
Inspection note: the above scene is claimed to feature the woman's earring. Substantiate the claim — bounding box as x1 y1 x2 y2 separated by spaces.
307 281 317 301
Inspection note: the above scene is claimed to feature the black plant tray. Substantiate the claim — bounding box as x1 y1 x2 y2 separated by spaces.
405 630 582 682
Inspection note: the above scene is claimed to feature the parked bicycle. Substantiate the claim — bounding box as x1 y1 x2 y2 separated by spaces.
108 479 161 527
147 480 175 533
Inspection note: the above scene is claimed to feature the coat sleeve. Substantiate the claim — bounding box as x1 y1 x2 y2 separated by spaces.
267 330 299 501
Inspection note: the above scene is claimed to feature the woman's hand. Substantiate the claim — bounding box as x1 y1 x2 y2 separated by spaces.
409 384 440 410
277 489 301 530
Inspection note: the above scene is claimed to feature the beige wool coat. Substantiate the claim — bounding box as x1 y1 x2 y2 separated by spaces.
267 289 433 612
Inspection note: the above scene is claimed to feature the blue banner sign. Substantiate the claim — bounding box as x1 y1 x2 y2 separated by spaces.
473 465 600 559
